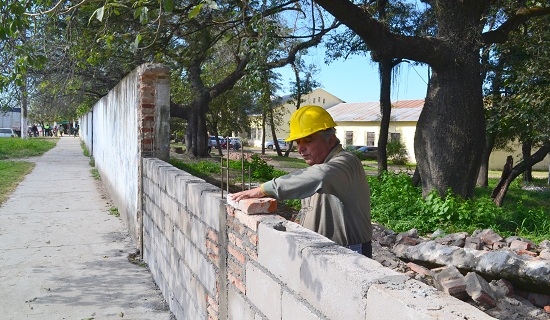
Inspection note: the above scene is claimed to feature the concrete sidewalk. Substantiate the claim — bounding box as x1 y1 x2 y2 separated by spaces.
0 137 173 319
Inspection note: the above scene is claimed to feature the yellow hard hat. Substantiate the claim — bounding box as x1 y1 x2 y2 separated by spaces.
286 105 337 142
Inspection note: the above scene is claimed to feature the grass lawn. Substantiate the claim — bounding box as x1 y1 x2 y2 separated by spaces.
0 138 58 204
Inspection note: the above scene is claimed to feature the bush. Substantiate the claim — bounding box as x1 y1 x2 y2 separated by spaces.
234 154 286 182
367 172 550 242
386 141 408 165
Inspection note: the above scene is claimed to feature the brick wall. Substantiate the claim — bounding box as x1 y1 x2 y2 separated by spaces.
80 63 170 247
142 158 494 320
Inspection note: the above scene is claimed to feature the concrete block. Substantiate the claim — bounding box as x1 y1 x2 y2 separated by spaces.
175 206 192 236
228 286 259 320
202 191 225 231
366 281 495 320
298 245 408 320
196 251 217 294
175 173 205 208
281 290 323 320
162 168 183 198
188 182 218 216
189 215 207 254
257 220 334 293
246 263 282 320
159 166 181 193
234 209 284 232
151 159 172 185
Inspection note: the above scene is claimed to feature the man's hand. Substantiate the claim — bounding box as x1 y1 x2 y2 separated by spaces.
229 187 265 202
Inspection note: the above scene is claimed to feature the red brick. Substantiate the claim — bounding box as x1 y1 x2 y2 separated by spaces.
207 230 218 242
206 239 219 255
227 196 277 214
228 245 245 264
228 272 246 294
249 233 258 246
518 249 538 257
510 240 531 251
407 262 432 276
207 294 218 312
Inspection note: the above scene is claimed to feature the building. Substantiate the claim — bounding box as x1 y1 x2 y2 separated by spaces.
248 88 344 147
328 100 423 163
0 107 21 130
248 89 549 172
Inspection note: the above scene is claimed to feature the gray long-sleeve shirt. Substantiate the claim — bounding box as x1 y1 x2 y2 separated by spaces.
262 144 373 246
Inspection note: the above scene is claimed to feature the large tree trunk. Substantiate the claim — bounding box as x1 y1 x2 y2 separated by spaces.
314 0 489 199
415 60 486 198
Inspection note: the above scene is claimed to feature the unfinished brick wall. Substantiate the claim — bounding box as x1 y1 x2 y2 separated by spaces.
79 63 170 248
141 158 494 320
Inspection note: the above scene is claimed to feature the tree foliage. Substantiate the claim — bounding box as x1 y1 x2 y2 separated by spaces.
314 0 550 199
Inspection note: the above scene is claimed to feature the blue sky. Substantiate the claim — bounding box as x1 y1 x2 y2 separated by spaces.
275 49 430 103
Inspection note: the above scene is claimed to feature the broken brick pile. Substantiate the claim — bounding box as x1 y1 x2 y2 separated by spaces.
372 225 550 319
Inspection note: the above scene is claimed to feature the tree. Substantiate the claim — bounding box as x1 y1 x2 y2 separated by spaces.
313 0 550 199
150 1 338 157
485 14 550 204
323 0 426 176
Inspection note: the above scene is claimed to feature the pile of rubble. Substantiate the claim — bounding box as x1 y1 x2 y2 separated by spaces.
371 225 550 319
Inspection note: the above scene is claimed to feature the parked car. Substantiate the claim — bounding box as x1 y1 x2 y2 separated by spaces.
221 137 241 150
0 128 20 138
345 145 364 152
209 136 225 149
265 138 295 151
354 146 378 160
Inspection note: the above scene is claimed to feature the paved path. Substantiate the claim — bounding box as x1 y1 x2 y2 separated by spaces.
0 137 173 320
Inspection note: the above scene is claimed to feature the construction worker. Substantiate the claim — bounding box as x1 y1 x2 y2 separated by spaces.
230 105 373 258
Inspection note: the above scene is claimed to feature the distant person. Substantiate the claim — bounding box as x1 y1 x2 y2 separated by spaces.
31 125 38 137
230 105 373 258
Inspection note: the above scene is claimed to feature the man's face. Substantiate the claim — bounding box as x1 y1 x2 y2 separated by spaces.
295 132 334 166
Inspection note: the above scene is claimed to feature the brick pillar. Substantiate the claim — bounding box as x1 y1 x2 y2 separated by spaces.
137 64 170 161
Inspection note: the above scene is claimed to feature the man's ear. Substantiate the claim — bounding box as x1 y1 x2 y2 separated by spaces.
329 135 337 147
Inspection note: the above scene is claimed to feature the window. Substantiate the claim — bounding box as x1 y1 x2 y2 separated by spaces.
390 132 401 143
323 98 325 104
345 131 354 146
366 132 375 146
313 98 316 103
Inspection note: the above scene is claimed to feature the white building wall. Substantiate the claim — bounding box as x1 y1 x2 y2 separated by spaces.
250 88 344 147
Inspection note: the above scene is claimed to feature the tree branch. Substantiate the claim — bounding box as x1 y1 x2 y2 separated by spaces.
482 7 550 44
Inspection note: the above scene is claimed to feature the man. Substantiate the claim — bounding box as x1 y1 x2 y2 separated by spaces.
231 105 373 258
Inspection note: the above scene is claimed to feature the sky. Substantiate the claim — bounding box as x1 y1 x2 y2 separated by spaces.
275 48 430 103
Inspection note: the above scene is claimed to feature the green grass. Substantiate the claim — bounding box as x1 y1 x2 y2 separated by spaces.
91 168 100 180
0 161 35 204
369 172 550 243
0 138 57 205
0 137 57 159
109 207 120 217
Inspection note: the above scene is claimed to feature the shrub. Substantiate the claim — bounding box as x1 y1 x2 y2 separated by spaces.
367 172 549 242
386 141 408 165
